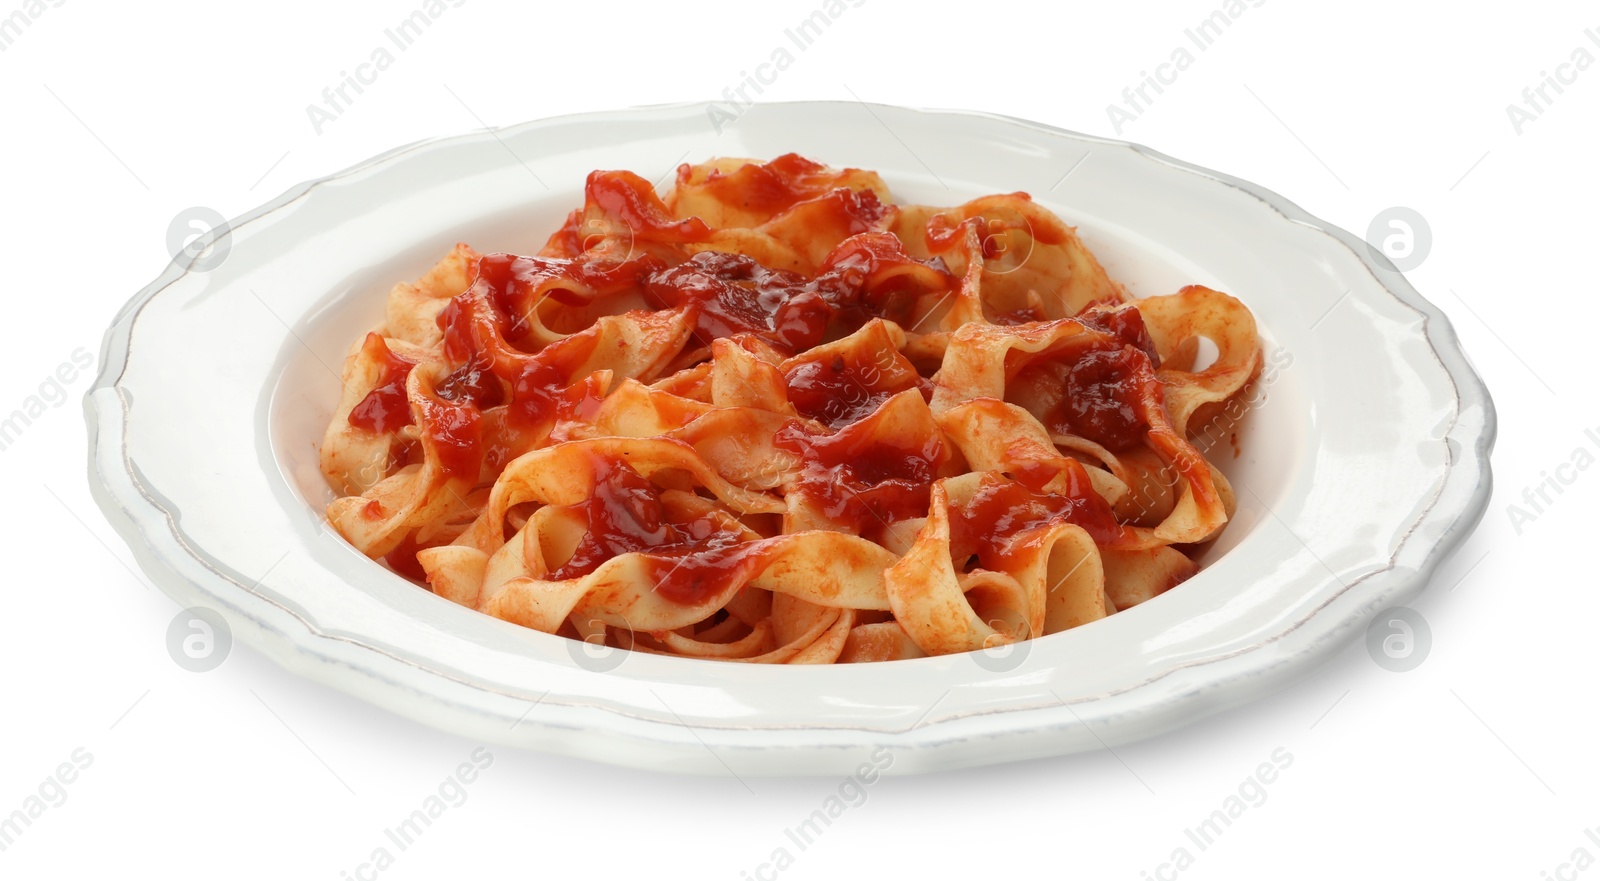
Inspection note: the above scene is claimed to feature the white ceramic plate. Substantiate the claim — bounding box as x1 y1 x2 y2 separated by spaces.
86 102 1494 776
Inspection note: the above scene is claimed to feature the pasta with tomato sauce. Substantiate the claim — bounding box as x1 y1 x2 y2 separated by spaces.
320 153 1262 664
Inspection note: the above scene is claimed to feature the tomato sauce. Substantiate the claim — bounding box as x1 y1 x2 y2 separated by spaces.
547 455 760 605
949 475 1120 569
1076 304 1161 366
783 351 931 429
346 334 416 434
415 390 482 481
1038 306 1165 452
646 251 831 351
1057 347 1151 452
586 170 712 244
644 235 951 354
772 406 945 533
689 152 878 218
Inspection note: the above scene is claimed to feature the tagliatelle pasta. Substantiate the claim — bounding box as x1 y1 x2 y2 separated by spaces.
319 153 1263 664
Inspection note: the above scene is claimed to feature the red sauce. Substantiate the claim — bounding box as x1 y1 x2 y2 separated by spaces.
924 198 1069 257
416 390 482 480
1077 304 1161 366
772 407 945 533
985 313 1157 452
426 253 632 464
784 351 931 429
690 153 861 216
980 223 1005 260
435 356 504 410
790 187 887 238
437 290 492 366
924 213 1016 259
639 532 768 606
925 214 975 253
508 360 567 428
586 170 712 244
432 287 508 411
543 209 586 258
817 232 951 328
645 235 950 353
949 476 1119 569
1007 454 1068 495
646 251 831 351
1058 346 1151 452
347 334 415 434
453 251 665 349
548 456 673 581
505 331 601 428
548 455 760 605
556 372 608 427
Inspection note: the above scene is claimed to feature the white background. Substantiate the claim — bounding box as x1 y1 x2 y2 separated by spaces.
1 1 1595 878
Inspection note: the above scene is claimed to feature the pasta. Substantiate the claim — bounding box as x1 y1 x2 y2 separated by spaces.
319 153 1263 664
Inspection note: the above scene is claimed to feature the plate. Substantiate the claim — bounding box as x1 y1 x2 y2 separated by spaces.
85 102 1495 776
